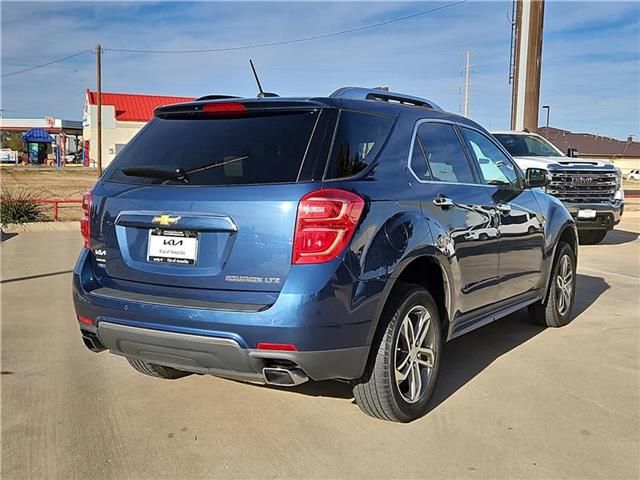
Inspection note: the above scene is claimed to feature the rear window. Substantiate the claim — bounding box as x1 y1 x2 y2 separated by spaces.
105 111 319 186
324 111 394 180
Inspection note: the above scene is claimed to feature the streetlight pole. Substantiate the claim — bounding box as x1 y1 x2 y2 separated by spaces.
463 51 471 117
96 43 102 176
542 105 550 131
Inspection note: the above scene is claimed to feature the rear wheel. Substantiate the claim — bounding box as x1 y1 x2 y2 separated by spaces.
126 358 192 379
579 229 607 245
353 284 443 422
529 242 576 327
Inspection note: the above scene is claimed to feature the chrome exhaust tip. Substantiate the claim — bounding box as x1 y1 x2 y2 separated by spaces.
262 366 308 386
81 331 106 352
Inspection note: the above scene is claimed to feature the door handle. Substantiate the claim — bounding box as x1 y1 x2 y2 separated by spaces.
433 196 454 208
496 203 512 214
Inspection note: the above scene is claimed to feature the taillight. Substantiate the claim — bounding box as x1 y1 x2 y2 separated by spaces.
292 189 365 265
80 190 92 249
201 102 247 115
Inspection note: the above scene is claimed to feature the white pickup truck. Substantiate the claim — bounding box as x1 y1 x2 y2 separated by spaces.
0 148 19 163
492 130 624 244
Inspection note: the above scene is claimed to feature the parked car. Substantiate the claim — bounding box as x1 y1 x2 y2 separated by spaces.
625 169 640 181
492 130 623 244
73 88 578 422
0 148 19 163
65 151 83 164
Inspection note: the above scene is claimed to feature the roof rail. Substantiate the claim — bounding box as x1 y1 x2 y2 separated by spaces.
330 87 443 111
196 94 241 101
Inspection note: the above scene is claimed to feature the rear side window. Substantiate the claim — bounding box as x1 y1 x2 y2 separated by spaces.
324 111 394 180
106 111 319 186
416 122 475 183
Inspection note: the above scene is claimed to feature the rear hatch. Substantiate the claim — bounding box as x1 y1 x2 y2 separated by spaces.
91 100 336 294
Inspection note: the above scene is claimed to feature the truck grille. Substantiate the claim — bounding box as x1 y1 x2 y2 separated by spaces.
547 170 617 203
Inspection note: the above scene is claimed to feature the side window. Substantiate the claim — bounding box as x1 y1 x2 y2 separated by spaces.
409 137 431 180
324 111 394 180
416 122 475 183
461 128 520 187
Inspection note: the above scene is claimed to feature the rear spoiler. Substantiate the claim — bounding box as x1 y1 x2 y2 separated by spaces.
154 99 332 119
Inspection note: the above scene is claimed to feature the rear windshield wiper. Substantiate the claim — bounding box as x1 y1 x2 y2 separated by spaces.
122 166 189 183
121 155 250 184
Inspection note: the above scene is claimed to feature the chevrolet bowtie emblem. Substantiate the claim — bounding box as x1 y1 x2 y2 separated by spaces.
152 214 180 226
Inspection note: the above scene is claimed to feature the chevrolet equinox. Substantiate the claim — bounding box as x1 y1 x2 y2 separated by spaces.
73 87 578 422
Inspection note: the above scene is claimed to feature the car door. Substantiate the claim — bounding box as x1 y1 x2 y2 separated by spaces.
407 120 501 320
459 127 546 302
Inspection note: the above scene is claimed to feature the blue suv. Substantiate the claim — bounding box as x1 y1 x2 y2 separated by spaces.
73 87 577 422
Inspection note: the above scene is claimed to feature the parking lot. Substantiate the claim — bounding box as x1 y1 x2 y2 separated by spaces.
1 214 639 479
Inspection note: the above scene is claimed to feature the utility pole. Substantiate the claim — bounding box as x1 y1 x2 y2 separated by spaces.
96 43 102 176
463 51 471 117
510 0 545 131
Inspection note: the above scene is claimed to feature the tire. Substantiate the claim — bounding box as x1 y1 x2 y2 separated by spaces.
579 230 607 245
353 284 443 422
126 357 192 380
529 242 576 327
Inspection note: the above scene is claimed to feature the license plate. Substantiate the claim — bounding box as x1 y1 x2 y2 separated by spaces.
147 229 198 265
577 209 597 220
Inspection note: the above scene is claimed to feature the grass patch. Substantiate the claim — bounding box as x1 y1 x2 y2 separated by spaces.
0 187 49 227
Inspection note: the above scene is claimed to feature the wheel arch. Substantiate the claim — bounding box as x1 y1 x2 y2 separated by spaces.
367 254 452 349
543 222 578 303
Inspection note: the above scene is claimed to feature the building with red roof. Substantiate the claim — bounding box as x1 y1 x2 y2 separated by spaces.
83 90 195 166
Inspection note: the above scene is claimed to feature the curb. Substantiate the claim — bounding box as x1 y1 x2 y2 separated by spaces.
1 222 79 233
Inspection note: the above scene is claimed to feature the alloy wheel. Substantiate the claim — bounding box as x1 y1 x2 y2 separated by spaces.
394 305 436 404
555 255 574 316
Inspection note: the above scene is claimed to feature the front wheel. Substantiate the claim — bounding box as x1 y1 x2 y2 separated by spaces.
579 229 607 245
353 284 443 422
529 242 577 327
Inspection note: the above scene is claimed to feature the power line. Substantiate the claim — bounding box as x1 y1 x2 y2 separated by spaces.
103 1 468 54
0 1 468 78
1 49 93 78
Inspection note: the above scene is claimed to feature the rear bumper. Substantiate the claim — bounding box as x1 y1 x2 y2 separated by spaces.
562 200 623 231
86 321 367 381
73 249 377 381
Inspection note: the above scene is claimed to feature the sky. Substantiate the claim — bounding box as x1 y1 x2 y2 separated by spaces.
1 1 638 140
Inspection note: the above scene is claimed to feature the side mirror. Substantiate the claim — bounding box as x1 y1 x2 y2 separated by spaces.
526 168 549 188
567 148 579 158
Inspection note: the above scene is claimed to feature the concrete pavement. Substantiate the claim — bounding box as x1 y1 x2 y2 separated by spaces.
1 215 639 479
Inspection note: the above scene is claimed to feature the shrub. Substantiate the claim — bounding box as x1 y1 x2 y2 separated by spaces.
0 188 48 227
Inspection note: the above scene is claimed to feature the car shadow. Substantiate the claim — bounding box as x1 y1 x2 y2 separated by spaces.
428 309 542 410
429 273 609 410
249 273 610 407
261 378 354 399
572 273 610 317
599 229 639 246
0 231 18 242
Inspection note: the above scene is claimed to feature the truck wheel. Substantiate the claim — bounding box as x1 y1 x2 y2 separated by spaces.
126 357 192 379
529 242 576 327
353 284 442 422
579 230 607 245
